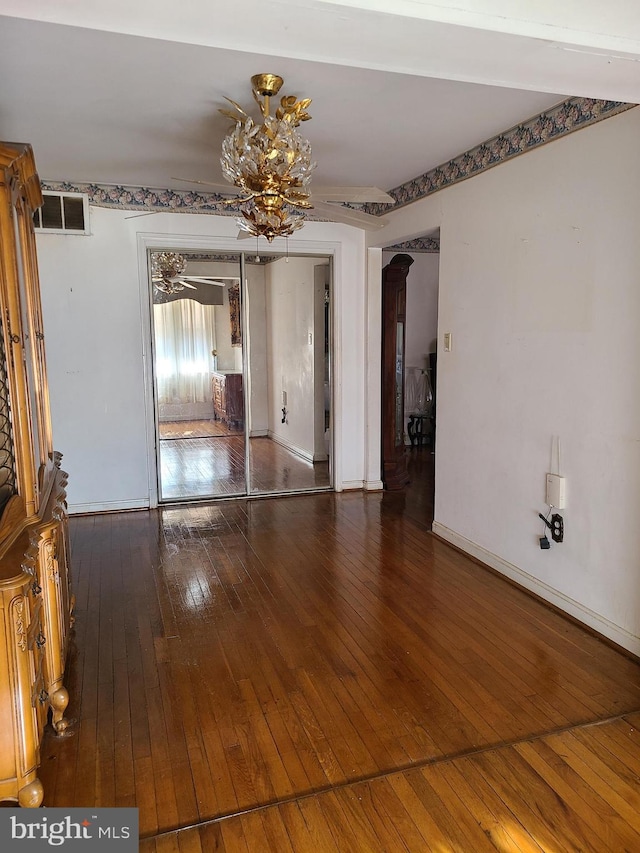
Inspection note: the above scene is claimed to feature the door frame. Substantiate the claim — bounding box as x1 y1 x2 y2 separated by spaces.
136 231 343 507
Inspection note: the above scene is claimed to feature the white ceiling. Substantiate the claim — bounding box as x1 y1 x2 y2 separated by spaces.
0 2 636 197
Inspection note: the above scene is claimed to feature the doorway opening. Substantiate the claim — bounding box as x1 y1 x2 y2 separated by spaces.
382 237 439 524
149 250 333 502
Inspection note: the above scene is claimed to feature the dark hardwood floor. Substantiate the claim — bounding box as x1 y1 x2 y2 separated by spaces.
159 419 241 439
37 469 640 850
389 444 435 528
159 434 331 500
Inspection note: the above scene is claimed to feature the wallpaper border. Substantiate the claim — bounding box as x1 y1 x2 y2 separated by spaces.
42 98 635 222
363 98 635 215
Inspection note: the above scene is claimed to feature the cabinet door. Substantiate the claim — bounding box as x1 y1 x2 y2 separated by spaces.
225 374 243 428
0 142 70 809
0 580 45 808
0 142 53 516
0 312 18 519
212 374 226 421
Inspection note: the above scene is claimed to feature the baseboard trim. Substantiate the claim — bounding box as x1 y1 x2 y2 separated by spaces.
268 431 314 463
339 480 365 491
338 479 383 492
68 498 149 515
432 521 640 657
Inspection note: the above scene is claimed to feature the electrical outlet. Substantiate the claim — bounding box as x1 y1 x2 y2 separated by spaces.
551 514 564 543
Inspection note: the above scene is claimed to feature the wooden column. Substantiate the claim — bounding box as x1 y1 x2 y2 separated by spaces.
381 253 413 490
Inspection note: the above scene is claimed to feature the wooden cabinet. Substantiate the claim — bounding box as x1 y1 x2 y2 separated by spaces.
212 371 243 428
0 142 72 807
381 253 413 490
0 533 47 809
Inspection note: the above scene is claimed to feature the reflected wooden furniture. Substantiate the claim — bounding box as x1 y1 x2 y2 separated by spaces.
0 142 72 807
407 412 434 447
212 371 243 429
381 253 413 489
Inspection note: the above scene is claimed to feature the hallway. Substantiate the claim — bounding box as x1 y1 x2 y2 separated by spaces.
38 489 640 850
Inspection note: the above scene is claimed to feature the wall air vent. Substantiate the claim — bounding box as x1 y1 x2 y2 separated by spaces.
33 191 89 234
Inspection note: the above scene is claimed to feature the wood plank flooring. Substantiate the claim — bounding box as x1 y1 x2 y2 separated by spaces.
159 434 330 500
159 419 240 439
138 713 640 852
37 489 640 850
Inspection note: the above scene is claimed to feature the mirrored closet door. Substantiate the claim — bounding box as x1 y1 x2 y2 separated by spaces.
150 250 332 502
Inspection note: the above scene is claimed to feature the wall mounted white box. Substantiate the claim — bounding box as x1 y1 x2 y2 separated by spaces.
546 473 566 509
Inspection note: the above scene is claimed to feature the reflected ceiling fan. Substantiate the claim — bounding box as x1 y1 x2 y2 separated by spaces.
128 74 394 239
151 252 227 294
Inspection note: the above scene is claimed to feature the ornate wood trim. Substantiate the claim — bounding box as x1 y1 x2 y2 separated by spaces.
11 596 27 652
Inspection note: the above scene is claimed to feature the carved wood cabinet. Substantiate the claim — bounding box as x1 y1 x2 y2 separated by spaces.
212 370 243 428
0 142 73 807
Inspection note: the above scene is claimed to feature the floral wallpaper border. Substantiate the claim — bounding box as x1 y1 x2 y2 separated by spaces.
40 181 246 216
183 252 278 264
43 98 635 220
363 98 634 215
386 237 440 254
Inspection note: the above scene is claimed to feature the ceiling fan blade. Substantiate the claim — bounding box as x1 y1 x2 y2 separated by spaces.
236 230 253 240
171 177 241 196
125 211 160 219
311 201 388 230
182 277 226 286
312 186 394 203
181 281 198 289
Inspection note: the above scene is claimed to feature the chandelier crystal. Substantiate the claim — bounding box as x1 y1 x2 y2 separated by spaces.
151 251 188 293
219 74 316 242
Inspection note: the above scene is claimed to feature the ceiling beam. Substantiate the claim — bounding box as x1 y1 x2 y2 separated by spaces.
2 0 640 101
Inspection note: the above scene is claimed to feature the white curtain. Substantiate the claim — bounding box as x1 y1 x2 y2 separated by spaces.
153 299 217 404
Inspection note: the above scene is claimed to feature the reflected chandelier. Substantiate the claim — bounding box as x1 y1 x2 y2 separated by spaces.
151 252 188 293
220 74 316 242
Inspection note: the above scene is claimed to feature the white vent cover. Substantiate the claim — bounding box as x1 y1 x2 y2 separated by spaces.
33 191 89 234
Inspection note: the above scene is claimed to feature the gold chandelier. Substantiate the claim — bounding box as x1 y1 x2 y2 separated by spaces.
219 74 316 242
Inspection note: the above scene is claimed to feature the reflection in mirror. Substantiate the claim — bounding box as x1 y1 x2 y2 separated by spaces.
151 251 332 501
246 255 331 494
395 320 404 446
152 253 245 500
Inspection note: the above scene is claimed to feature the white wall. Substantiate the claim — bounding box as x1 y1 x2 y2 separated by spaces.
245 265 269 436
371 107 640 654
37 209 367 510
36 212 149 513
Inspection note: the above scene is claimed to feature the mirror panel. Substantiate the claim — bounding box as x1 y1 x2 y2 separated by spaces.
152 255 245 501
246 255 331 495
151 251 332 502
